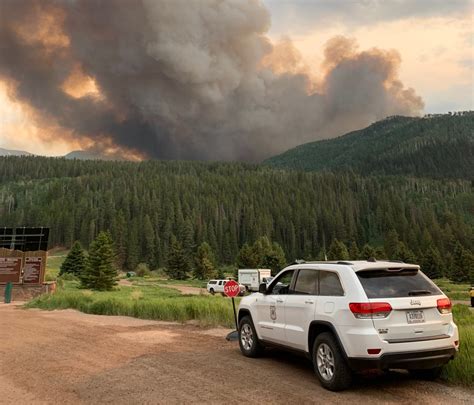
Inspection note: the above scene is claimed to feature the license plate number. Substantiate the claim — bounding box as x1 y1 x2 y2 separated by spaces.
406 310 425 324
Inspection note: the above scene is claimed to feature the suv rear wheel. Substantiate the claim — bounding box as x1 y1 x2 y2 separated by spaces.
312 332 352 391
238 316 264 358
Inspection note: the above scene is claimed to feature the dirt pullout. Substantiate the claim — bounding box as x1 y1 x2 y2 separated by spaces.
157 284 208 295
0 303 472 404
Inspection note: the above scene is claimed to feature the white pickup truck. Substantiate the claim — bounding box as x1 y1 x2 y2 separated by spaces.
238 269 272 292
207 279 245 296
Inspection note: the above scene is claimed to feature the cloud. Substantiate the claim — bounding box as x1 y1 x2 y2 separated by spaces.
265 0 473 34
0 0 423 161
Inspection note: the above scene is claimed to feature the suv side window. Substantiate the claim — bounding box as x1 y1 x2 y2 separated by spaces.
292 269 318 295
268 270 295 295
319 271 344 296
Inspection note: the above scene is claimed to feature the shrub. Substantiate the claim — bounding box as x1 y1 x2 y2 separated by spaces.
135 263 151 277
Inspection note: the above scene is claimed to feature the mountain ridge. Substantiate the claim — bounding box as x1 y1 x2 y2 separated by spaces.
264 112 474 180
0 147 32 157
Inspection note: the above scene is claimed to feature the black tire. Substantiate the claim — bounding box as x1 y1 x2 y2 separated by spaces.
238 316 264 358
409 367 442 380
209 288 215 295
312 332 352 391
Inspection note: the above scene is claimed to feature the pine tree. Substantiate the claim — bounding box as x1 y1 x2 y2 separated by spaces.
349 241 360 260
237 243 259 268
360 244 376 260
263 242 287 275
394 241 417 263
374 246 387 260
420 246 444 279
59 241 86 277
81 232 117 290
384 229 400 259
327 239 349 260
193 242 216 280
143 215 155 266
126 219 140 271
165 236 189 280
450 242 473 282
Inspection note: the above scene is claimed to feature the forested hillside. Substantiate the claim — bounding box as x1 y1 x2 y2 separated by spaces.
265 112 474 180
1 156 473 280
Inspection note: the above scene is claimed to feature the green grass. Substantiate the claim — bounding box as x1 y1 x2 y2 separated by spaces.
44 252 67 281
434 278 471 301
26 280 237 328
139 277 207 288
442 305 474 387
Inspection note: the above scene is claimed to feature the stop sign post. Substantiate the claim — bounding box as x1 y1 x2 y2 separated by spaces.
224 280 240 340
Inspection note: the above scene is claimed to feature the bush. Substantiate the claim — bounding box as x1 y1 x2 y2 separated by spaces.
59 273 79 282
135 263 151 277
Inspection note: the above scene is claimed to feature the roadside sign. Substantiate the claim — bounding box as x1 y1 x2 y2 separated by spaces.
23 257 43 285
0 257 22 284
224 280 240 340
224 280 240 298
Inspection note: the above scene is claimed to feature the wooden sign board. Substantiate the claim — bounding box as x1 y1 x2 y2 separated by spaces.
0 256 23 284
0 248 47 285
23 256 44 285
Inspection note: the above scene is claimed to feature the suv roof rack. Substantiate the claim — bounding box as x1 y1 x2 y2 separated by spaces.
301 261 354 265
294 259 306 264
388 260 405 263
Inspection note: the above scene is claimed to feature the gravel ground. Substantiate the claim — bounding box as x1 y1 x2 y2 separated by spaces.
0 303 472 404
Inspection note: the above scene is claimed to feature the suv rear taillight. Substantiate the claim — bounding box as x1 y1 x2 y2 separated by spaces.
437 298 452 314
349 302 392 319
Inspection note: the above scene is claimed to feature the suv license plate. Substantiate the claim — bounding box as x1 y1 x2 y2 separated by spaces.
406 310 425 324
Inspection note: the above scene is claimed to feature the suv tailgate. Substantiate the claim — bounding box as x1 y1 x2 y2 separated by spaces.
357 268 452 343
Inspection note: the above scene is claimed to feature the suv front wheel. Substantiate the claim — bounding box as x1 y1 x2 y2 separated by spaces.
312 332 352 391
238 316 264 358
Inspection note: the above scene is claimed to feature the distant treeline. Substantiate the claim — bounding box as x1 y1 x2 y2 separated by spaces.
0 156 473 281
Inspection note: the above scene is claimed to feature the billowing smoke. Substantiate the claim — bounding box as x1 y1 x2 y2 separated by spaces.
0 0 424 161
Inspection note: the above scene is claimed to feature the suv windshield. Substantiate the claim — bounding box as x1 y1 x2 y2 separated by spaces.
357 268 442 298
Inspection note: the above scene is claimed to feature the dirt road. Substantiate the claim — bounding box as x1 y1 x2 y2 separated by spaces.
0 304 471 404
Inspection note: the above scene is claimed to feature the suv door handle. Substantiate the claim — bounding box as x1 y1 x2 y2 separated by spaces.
276 298 284 303
305 300 314 304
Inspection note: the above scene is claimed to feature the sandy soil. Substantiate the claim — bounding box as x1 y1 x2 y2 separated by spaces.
0 303 472 404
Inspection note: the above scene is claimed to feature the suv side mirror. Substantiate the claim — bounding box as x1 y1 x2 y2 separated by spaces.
259 282 267 294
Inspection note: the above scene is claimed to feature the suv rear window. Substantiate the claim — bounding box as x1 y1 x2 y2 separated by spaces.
357 269 442 298
319 271 344 296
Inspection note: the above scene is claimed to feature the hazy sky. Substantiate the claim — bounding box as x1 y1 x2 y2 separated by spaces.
264 0 473 113
0 0 472 156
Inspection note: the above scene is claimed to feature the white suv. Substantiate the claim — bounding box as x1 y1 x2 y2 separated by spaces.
237 260 459 391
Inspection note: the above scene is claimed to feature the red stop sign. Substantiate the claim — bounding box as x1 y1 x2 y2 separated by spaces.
224 280 240 298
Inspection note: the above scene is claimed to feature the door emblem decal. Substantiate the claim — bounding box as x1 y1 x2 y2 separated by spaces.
270 305 277 320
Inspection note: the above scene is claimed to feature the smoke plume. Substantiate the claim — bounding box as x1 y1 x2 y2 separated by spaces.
0 0 424 161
